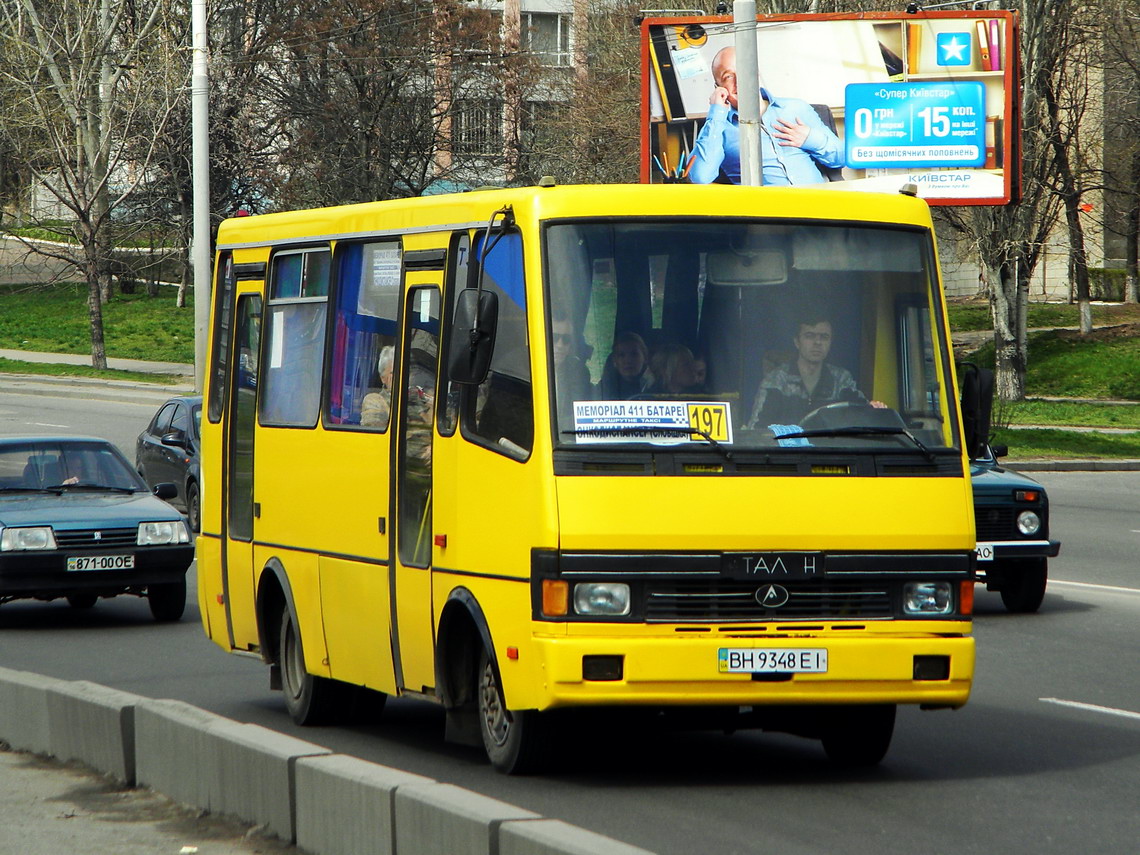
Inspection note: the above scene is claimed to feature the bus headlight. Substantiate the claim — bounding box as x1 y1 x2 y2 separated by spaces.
573 582 631 616
1017 510 1041 536
903 582 953 616
0 526 57 551
137 521 191 546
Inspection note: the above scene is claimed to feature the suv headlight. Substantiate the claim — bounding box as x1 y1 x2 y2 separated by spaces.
573 582 631 616
1017 510 1042 536
0 526 57 551
903 581 953 616
137 521 191 546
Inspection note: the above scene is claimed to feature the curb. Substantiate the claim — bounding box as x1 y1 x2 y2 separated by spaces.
1005 459 1140 472
0 666 655 855
1 372 194 406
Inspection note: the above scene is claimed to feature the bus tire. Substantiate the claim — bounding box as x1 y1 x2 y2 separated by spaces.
148 578 186 622
279 606 339 726
477 648 548 774
998 558 1047 614
820 704 895 767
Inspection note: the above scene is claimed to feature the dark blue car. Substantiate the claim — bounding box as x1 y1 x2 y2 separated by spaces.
971 443 1061 613
0 437 194 621
136 396 202 532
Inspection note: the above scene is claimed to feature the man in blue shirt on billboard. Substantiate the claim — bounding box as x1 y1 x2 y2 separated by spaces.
689 46 844 185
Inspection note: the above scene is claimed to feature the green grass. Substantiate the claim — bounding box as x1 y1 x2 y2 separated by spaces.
1000 399 1140 429
947 299 1140 332
994 426 1140 460
0 284 194 363
0 357 183 385
965 329 1140 400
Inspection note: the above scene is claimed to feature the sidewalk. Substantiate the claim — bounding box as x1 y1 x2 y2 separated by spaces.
0 748 295 855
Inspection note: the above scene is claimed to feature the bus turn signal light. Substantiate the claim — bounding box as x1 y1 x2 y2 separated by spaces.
960 580 975 615
542 580 569 616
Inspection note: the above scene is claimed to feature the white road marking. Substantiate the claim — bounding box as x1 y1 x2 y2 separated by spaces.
1040 698 1140 722
1050 579 1140 595
32 422 69 428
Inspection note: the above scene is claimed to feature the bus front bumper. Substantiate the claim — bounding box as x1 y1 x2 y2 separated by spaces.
520 631 974 710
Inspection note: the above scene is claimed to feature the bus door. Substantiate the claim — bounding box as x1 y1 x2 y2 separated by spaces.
391 285 441 693
221 291 262 650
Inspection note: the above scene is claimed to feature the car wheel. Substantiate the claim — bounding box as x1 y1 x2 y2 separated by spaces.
186 481 201 532
998 557 1048 614
66 594 98 609
278 606 341 725
477 647 549 774
148 578 186 622
820 704 896 767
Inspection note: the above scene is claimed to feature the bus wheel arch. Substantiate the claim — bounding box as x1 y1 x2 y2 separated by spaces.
435 587 549 774
436 589 493 747
255 558 292 666
255 559 341 726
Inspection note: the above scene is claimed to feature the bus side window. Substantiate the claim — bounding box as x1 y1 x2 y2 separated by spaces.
327 241 401 428
437 233 470 438
260 248 330 428
463 231 533 458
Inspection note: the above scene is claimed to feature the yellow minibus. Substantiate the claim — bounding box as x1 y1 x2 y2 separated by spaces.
199 183 976 773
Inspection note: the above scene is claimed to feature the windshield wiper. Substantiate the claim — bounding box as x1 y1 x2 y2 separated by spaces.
774 426 936 462
0 486 63 494
48 483 138 493
562 426 733 460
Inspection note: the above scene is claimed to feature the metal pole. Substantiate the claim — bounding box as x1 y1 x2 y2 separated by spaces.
733 0 762 186
191 0 211 392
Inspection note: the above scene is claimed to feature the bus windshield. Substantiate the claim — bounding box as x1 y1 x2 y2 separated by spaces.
545 218 958 456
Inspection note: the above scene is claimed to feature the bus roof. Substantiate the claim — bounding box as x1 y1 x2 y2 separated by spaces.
215 184 933 251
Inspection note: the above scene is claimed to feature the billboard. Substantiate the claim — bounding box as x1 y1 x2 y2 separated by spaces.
642 11 1020 205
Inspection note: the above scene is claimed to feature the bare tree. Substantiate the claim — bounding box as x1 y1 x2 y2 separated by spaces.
520 1 642 184
0 0 182 368
1101 0 1140 303
938 0 1075 401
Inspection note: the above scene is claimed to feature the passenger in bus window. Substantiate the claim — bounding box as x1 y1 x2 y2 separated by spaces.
598 331 652 399
360 345 395 428
648 343 701 397
552 315 592 420
747 314 882 428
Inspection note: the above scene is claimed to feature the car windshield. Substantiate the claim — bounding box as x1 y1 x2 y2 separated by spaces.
544 218 958 458
0 441 145 492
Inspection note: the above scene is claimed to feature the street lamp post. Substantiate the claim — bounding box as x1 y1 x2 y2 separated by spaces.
191 0 211 392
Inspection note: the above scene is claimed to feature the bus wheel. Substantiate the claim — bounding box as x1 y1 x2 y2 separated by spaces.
820 704 895 767
477 648 548 774
998 558 1047 614
148 578 186 622
279 607 339 726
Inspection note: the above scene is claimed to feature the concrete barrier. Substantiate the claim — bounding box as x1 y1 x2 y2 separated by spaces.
134 698 330 840
295 754 434 855
0 670 658 855
0 667 62 755
500 819 658 855
46 680 142 785
394 782 540 855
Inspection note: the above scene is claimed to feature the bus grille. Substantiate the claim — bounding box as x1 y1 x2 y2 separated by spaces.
54 528 137 549
644 579 892 622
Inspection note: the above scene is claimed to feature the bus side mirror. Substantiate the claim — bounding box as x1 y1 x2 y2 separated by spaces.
448 288 498 385
959 362 994 460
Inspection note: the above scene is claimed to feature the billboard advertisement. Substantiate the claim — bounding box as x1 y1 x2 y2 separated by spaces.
642 11 1019 205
